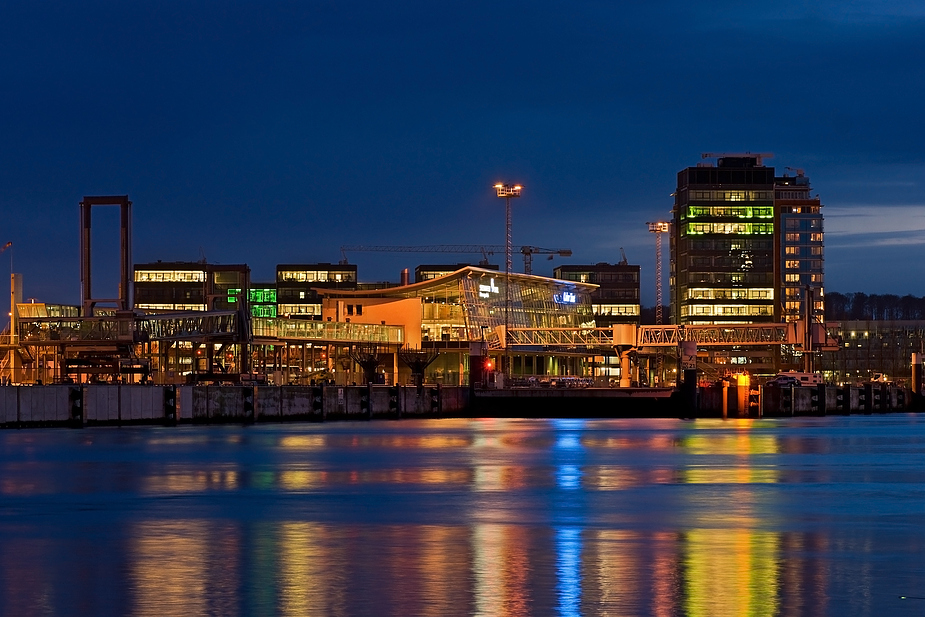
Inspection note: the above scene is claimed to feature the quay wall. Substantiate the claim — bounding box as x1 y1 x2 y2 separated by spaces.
0 384 467 427
0 383 917 427
699 383 913 418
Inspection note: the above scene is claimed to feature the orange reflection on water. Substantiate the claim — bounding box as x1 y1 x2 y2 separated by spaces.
0 464 50 495
130 520 241 617
472 465 530 491
287 468 470 487
585 465 645 490
583 434 679 451
582 530 683 615
142 469 240 493
326 435 471 449
472 523 531 617
415 525 473 617
140 469 240 493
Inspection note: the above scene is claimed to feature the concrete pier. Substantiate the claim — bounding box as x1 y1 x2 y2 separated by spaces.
0 384 469 427
0 382 916 428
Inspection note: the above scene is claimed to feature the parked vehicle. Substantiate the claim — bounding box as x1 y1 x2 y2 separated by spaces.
766 371 824 387
765 374 800 387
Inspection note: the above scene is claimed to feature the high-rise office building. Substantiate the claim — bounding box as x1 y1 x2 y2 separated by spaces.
671 154 825 373
671 154 776 325
671 154 824 325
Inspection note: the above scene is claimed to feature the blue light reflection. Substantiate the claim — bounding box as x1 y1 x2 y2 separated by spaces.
556 526 582 617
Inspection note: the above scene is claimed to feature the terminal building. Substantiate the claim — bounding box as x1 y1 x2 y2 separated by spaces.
318 266 599 385
118 260 602 386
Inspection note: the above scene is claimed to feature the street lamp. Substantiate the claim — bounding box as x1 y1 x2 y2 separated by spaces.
493 183 522 381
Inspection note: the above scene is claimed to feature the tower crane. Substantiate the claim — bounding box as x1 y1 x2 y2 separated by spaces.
339 245 572 275
646 223 669 325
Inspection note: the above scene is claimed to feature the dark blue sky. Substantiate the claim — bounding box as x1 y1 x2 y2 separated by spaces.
2 1 924 306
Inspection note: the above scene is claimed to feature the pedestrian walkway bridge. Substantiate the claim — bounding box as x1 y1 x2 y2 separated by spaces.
15 312 796 350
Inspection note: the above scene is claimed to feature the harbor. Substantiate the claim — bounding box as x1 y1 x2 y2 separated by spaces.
0 381 916 428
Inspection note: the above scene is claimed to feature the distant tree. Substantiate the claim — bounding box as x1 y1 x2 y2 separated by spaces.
825 292 848 321
899 295 922 320
849 292 869 320
828 292 925 321
881 294 900 320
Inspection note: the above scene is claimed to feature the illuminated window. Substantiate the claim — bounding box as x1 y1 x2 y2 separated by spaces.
810 233 823 242
786 246 799 255
811 246 823 256
785 274 800 283
785 260 799 269
134 270 207 283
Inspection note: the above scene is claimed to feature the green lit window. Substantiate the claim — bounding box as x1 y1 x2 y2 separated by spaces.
249 288 277 303
251 305 277 318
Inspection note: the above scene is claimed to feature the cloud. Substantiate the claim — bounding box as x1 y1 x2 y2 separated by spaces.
825 205 925 247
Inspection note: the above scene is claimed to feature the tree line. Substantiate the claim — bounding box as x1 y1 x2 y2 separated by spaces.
825 292 925 321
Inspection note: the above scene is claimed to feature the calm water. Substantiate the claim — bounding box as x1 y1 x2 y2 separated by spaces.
1 415 924 616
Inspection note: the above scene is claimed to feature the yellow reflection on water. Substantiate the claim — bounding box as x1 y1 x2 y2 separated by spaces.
278 522 328 617
278 469 324 490
684 433 779 456
682 467 778 484
683 528 780 617
279 435 325 449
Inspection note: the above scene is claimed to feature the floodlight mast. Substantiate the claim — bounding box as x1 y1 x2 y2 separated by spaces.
494 183 522 380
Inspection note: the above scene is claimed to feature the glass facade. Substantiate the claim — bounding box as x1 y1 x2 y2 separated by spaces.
777 174 824 322
276 264 357 319
554 264 640 327
133 262 249 313
673 159 776 326
323 267 596 344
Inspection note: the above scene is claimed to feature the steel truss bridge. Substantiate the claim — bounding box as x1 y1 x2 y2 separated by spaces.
16 313 404 347
505 324 798 350
15 313 795 350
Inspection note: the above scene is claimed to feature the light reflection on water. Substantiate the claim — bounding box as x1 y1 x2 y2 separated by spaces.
0 415 923 616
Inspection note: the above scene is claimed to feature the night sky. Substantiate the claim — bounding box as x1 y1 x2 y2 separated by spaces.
2 1 924 307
